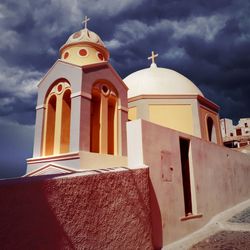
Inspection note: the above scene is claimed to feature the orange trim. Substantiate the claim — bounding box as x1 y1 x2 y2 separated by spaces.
27 152 80 164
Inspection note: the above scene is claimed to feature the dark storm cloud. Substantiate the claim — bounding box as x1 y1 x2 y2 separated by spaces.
0 0 249 177
106 0 250 121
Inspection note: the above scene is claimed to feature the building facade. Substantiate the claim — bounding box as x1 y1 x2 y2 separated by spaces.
221 118 250 149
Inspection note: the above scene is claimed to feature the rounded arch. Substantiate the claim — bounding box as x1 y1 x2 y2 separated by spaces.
90 80 118 155
42 79 72 156
44 94 57 156
91 80 119 99
43 78 71 104
206 115 217 143
60 89 71 153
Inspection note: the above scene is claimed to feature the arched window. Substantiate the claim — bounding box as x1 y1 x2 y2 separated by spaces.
90 82 118 155
44 95 56 156
43 81 71 156
60 89 71 153
207 116 217 143
90 90 101 153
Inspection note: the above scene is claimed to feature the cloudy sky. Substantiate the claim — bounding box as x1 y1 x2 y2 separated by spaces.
0 0 249 178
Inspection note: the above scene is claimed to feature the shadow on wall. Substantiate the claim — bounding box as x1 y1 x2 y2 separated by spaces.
149 179 163 249
0 168 154 249
0 175 75 249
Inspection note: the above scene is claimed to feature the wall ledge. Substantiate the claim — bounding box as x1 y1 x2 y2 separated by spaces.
180 214 203 221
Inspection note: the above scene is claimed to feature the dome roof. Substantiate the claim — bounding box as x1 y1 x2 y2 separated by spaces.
60 28 109 59
123 63 204 98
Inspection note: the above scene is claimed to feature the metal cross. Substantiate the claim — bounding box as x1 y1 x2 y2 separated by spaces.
148 51 159 64
82 16 90 29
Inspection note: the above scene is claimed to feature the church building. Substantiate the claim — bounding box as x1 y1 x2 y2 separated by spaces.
26 18 222 176
1 17 249 249
124 51 222 144
27 18 128 175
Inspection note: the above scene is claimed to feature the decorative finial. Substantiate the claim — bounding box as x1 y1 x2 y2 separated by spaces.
148 51 158 67
82 16 90 29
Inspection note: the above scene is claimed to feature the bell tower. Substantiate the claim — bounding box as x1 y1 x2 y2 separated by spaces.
26 17 128 176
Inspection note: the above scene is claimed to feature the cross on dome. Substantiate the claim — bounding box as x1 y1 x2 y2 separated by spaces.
82 16 90 29
148 51 159 67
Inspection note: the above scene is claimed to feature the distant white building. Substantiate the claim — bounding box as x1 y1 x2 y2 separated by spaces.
220 118 250 149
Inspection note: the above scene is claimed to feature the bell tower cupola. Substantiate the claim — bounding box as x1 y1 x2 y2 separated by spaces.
60 16 109 66
26 17 128 176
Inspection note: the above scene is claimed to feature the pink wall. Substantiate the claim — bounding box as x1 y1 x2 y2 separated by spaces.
128 119 250 247
0 169 153 249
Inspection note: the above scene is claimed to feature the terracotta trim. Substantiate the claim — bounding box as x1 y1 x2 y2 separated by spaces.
71 91 92 100
81 61 109 72
128 94 199 102
180 213 203 221
199 104 219 116
27 152 80 164
197 95 220 112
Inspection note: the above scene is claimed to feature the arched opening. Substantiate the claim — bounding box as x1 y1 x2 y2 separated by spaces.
45 95 57 156
60 89 71 153
90 83 118 155
42 81 71 156
90 90 101 153
207 117 217 143
108 95 116 154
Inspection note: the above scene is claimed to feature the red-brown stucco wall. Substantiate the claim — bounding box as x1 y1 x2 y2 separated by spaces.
0 168 153 250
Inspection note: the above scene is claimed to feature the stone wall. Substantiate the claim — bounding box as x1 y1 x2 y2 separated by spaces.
0 168 153 250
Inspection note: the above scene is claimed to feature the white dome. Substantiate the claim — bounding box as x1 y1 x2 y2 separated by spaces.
123 64 204 98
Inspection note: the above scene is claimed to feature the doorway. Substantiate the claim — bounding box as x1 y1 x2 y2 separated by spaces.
179 138 193 216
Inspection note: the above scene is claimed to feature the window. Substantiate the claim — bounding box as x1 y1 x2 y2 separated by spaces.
236 128 242 136
78 48 88 57
97 52 105 61
60 89 71 153
206 116 217 143
44 95 56 156
43 81 71 156
90 82 118 155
